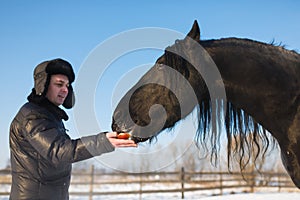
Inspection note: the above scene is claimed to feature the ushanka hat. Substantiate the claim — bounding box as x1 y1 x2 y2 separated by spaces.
31 58 75 109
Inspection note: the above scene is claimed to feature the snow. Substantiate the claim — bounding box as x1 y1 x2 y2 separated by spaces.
70 192 300 199
66 192 300 200
201 193 300 200
1 192 300 200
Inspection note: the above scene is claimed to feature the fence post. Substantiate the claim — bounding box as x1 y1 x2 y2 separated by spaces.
250 170 255 193
219 172 223 196
181 167 185 199
139 174 142 200
89 165 95 200
278 173 281 192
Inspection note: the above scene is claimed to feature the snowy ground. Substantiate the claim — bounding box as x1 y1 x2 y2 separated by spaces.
202 193 300 200
64 192 300 200
1 192 300 200
70 192 300 200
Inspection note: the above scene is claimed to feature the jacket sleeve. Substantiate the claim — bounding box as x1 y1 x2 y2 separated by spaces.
22 114 115 167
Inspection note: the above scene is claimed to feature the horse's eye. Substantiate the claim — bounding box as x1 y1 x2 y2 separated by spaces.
156 63 164 70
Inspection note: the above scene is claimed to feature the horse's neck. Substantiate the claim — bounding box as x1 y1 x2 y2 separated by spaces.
203 41 299 138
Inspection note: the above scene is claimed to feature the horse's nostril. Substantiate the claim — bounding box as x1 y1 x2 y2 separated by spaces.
111 123 119 132
114 110 122 120
286 164 292 172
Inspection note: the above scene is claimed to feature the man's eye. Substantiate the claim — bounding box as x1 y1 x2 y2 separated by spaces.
55 83 63 87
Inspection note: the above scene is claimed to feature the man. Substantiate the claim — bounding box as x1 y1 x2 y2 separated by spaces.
9 58 137 199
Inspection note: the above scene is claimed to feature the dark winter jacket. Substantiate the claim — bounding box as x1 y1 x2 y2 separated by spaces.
9 100 115 200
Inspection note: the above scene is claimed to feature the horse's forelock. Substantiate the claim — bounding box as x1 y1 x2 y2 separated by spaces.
165 49 190 78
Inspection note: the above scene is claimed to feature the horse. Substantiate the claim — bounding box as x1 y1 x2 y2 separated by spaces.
111 20 300 188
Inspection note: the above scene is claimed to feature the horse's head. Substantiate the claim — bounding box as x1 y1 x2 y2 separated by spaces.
111 21 207 143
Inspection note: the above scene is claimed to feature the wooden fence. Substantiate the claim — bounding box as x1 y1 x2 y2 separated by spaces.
0 167 299 199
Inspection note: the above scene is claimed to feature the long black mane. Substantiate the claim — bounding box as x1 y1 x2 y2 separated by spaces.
196 99 275 170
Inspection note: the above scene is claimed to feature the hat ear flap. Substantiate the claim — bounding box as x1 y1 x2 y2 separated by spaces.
34 61 49 95
63 85 75 109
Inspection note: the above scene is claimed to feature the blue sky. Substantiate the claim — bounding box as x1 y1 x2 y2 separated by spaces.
0 0 299 169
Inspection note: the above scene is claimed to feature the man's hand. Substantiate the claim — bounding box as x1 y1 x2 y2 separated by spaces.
106 132 137 148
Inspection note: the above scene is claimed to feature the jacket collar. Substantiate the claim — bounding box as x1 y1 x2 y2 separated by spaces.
27 90 69 121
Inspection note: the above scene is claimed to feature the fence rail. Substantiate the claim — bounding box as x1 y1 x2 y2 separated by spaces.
1 167 299 199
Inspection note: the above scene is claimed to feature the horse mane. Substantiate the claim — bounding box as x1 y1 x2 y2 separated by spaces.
201 37 299 60
196 99 276 171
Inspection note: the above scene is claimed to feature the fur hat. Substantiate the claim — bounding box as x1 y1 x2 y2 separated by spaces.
32 58 75 109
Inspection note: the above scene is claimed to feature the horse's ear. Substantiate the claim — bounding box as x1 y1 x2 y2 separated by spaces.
186 20 200 41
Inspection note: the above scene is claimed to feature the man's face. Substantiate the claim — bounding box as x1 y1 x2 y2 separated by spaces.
46 74 69 106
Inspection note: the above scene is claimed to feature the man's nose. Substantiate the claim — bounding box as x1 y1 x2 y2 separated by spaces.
62 85 69 93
